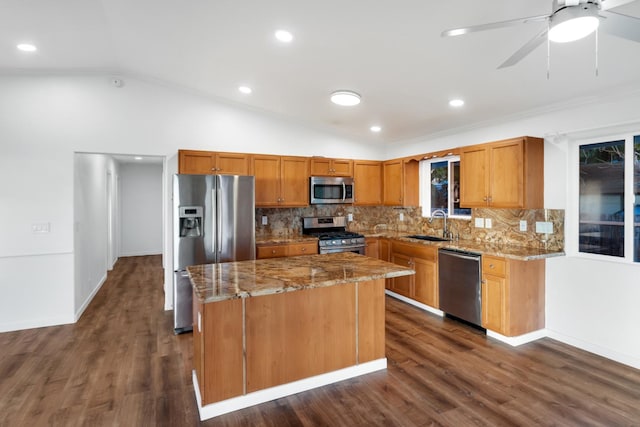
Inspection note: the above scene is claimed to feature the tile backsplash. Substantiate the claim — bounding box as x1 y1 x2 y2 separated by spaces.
256 205 564 251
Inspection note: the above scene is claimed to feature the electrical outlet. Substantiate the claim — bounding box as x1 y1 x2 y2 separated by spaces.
261 215 268 225
347 213 353 222
399 212 404 221
485 218 492 229
474 217 484 228
519 220 527 232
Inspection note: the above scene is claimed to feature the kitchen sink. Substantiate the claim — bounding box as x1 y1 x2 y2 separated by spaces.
406 234 450 242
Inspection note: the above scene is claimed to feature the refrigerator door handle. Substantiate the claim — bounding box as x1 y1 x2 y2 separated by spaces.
217 187 222 254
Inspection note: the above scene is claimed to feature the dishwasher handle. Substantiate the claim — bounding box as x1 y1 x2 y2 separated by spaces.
438 248 481 261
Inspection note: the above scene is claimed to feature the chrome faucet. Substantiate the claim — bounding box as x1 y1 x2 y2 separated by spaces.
429 209 448 238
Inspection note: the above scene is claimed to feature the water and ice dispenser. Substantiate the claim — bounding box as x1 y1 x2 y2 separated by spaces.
178 206 203 237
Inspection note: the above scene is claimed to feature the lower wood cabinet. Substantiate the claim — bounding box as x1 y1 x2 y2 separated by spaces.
389 241 438 308
365 237 379 258
481 255 545 336
256 241 318 259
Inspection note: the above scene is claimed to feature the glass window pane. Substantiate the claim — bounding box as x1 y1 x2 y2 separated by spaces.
452 161 471 216
430 161 448 214
579 140 625 257
635 136 640 262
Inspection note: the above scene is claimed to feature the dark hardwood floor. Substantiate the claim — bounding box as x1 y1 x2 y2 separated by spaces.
1 255 639 426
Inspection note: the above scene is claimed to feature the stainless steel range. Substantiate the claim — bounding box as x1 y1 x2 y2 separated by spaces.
302 216 366 255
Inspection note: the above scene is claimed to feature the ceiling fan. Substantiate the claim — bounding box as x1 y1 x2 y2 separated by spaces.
442 0 640 69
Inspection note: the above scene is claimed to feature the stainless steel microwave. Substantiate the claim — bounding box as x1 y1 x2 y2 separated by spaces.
310 176 354 204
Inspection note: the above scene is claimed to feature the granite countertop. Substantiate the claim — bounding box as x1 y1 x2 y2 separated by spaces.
358 230 565 261
187 252 415 304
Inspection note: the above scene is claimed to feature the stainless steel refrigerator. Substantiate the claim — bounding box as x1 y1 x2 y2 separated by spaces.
173 174 255 333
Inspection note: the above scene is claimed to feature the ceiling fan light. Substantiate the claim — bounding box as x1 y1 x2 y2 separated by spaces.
330 90 361 106
548 5 600 43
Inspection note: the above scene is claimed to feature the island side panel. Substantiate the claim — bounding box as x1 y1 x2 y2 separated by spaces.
357 279 386 363
245 284 357 393
199 298 244 405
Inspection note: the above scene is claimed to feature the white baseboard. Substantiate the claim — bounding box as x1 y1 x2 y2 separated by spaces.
74 272 107 321
119 250 162 257
0 315 75 333
385 290 444 317
546 330 640 370
193 358 387 421
487 329 548 347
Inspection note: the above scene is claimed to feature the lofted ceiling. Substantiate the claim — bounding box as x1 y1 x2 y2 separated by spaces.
3 0 640 144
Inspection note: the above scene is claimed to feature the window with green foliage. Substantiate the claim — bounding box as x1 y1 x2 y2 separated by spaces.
578 135 640 261
419 157 471 218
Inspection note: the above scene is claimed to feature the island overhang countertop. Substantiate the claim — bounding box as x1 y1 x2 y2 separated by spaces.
187 252 415 303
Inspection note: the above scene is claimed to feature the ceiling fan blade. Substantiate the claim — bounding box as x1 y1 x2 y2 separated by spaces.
598 0 638 11
599 10 640 42
498 27 549 69
441 14 549 37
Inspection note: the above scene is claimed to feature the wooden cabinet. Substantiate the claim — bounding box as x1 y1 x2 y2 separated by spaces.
365 237 379 258
193 296 244 405
460 136 543 209
178 149 250 175
383 158 419 206
481 255 545 337
310 158 353 176
389 241 438 308
256 241 318 259
354 160 382 205
252 155 310 207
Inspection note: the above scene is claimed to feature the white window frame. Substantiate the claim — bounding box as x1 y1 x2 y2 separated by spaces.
569 132 638 264
419 156 471 219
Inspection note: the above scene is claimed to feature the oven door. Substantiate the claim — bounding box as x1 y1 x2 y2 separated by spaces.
319 245 365 255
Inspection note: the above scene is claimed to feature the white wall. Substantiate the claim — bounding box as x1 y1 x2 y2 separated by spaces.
119 162 163 257
0 73 378 332
387 89 640 369
74 153 118 319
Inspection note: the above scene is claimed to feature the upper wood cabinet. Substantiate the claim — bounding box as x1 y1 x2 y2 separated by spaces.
178 149 250 175
383 158 419 207
310 158 353 177
353 160 382 206
252 155 309 207
460 136 544 209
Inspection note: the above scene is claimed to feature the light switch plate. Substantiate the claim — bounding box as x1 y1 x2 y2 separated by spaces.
485 218 492 229
261 215 268 225
32 222 51 233
347 213 353 222
536 221 553 233
399 212 404 221
474 218 484 228
519 220 527 232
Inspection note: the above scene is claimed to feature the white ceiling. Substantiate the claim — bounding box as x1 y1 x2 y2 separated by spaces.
4 0 640 144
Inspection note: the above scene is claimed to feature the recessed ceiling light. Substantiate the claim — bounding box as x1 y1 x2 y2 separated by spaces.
17 43 37 52
275 30 293 43
134 156 143 160
330 90 361 106
370 125 382 133
449 99 465 107
238 86 252 94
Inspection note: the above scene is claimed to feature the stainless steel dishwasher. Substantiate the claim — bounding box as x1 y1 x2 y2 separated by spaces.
438 248 482 327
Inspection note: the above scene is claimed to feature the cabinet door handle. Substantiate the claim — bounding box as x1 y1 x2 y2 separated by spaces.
489 264 495 269
301 247 306 252
483 196 488 201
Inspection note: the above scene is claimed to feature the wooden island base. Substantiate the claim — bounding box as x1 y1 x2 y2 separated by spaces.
192 278 387 421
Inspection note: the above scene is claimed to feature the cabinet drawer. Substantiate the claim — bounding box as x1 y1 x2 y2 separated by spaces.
257 245 288 259
391 241 437 262
482 256 506 277
288 242 318 256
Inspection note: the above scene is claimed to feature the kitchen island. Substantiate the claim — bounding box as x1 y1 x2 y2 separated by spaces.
187 252 414 420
